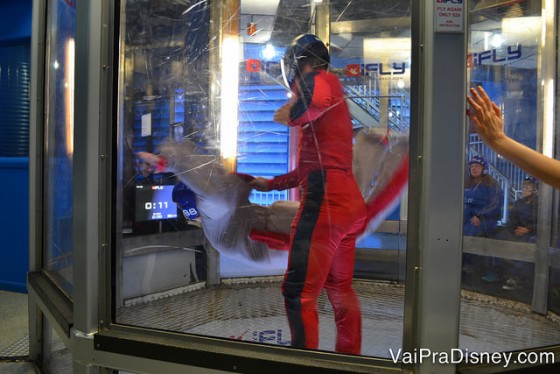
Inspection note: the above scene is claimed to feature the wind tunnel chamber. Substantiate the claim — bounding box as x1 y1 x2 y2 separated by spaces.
115 0 412 358
27 0 560 373
114 0 560 360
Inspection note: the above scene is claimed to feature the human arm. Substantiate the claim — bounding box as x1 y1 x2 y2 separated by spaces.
281 72 332 126
136 151 168 172
467 86 560 190
273 103 292 126
248 169 301 192
249 177 271 191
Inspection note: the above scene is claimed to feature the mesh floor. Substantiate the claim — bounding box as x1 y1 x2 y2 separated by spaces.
0 335 29 358
117 279 560 358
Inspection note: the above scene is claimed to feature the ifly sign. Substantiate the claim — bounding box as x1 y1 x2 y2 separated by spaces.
468 45 523 67
345 62 407 77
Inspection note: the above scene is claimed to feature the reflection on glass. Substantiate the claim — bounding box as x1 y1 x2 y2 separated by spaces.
116 0 410 358
43 0 76 296
462 0 560 353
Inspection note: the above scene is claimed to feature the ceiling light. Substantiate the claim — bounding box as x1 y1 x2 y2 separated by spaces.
263 43 276 60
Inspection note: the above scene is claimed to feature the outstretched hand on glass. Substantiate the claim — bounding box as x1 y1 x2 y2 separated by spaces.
467 86 506 149
467 86 560 190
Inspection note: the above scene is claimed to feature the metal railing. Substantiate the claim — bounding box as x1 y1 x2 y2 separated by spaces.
337 73 410 133
249 190 289 206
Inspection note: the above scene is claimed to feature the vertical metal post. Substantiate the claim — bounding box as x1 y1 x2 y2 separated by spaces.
204 240 221 286
532 0 556 314
72 1 114 372
404 1 467 373
73 0 113 340
28 0 47 361
314 1 330 50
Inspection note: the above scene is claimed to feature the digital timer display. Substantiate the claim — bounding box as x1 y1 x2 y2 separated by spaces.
135 185 178 221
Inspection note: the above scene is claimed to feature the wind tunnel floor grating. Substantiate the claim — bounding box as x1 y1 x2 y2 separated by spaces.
0 335 29 358
117 279 560 358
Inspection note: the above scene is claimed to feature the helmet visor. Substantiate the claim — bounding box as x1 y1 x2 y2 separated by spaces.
281 52 296 88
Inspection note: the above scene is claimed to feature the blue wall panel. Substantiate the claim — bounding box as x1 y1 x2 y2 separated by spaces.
0 159 29 292
0 0 32 293
0 0 32 44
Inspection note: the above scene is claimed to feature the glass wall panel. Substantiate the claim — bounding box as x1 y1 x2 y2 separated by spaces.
115 0 409 359
462 0 560 352
43 0 76 295
329 0 411 282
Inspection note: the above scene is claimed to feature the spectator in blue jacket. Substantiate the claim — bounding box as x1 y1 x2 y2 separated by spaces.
494 176 538 290
462 155 504 283
464 155 503 237
496 176 538 243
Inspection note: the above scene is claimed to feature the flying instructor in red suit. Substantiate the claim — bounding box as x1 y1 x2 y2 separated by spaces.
249 34 366 354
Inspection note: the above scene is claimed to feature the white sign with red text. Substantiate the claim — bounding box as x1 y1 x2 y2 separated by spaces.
435 0 464 33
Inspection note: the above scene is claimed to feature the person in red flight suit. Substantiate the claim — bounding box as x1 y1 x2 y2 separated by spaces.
249 34 366 354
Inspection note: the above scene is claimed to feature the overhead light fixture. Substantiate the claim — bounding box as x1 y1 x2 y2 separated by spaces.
363 37 410 61
490 34 503 48
263 43 276 60
502 16 541 36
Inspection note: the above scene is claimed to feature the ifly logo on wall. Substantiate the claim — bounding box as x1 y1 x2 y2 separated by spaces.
245 59 281 75
345 62 407 77
246 59 261 72
468 45 522 67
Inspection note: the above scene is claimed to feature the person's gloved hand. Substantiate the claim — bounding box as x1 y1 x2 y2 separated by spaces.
233 172 255 182
249 177 271 192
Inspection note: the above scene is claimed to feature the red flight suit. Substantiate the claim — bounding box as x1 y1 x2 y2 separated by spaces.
267 69 366 354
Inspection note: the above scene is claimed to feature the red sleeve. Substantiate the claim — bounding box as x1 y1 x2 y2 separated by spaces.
266 168 300 191
288 72 332 126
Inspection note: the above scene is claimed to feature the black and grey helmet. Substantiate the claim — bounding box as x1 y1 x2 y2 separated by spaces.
281 34 330 88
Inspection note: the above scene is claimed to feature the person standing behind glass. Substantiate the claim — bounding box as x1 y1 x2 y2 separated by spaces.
464 155 503 237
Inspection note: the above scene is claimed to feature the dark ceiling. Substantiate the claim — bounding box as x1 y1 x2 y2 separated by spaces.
123 0 413 47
